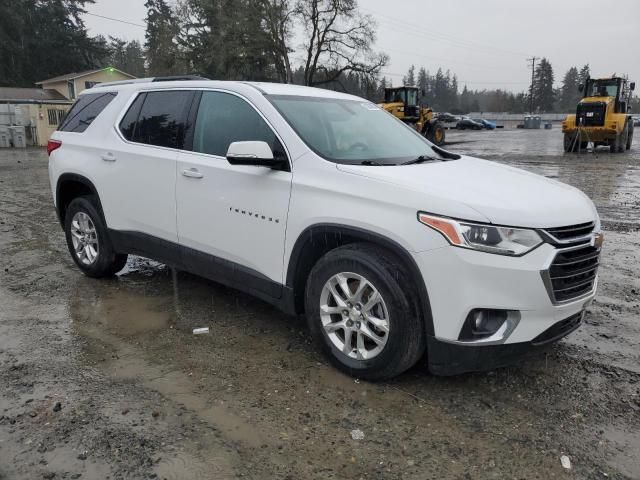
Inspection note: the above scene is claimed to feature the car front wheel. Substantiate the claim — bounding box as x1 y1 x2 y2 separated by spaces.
305 244 426 380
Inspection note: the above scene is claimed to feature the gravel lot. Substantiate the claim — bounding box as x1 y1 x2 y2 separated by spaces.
1 128 639 479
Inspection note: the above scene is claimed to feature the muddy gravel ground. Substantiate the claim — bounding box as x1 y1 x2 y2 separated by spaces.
1 129 639 480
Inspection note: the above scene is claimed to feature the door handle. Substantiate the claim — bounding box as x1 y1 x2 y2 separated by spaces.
182 168 204 179
101 152 116 162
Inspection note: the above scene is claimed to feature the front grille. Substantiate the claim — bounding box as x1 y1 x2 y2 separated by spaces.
545 244 600 303
532 311 583 346
544 222 595 241
576 102 606 127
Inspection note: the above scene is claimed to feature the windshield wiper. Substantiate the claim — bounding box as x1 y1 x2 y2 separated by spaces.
400 155 439 166
360 160 392 166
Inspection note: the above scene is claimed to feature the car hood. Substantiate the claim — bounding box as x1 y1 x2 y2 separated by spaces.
337 156 597 228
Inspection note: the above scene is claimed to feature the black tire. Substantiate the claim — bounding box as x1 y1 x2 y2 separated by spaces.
619 124 629 153
563 133 576 152
609 134 620 153
304 243 426 381
579 141 588 151
425 121 446 146
64 196 128 278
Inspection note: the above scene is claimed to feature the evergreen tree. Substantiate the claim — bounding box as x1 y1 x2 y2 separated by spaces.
145 0 183 76
403 65 416 86
559 67 579 112
449 73 458 111
532 57 555 112
459 85 471 113
417 67 428 105
432 68 447 111
578 64 591 88
0 0 107 87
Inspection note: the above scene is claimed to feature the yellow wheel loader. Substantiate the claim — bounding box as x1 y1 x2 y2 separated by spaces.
562 76 635 153
379 86 446 146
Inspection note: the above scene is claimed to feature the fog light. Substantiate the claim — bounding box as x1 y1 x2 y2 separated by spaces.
459 309 510 341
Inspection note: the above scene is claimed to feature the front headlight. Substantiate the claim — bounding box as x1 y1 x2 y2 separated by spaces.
418 213 543 256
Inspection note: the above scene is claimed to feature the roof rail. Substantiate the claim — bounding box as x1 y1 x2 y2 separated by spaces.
92 78 154 88
152 75 209 82
91 75 209 90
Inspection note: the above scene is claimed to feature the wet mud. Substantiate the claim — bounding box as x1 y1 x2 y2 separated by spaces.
1 130 639 479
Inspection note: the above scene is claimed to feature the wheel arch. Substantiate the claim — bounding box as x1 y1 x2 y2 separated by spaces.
285 224 435 336
56 173 106 228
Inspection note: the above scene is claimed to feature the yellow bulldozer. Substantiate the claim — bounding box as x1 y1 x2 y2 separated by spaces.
562 76 635 153
379 86 446 146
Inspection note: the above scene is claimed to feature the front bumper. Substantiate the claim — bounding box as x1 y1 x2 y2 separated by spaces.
561 126 618 142
413 243 596 373
427 310 584 375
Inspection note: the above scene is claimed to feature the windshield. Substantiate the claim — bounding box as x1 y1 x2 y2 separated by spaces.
588 80 619 98
406 89 418 106
384 89 404 103
268 95 437 165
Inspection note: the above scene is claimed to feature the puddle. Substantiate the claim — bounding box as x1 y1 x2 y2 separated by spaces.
70 287 267 450
70 290 174 336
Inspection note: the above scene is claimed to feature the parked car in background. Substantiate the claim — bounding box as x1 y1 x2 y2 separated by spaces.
436 112 460 123
456 116 484 130
472 118 497 130
48 78 602 379
632 115 640 127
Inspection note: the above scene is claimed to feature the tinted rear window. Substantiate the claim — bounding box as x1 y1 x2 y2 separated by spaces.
119 91 193 149
119 93 145 141
59 92 117 133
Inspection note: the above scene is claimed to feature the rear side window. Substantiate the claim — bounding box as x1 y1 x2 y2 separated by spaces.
192 91 285 158
58 92 117 133
119 91 193 149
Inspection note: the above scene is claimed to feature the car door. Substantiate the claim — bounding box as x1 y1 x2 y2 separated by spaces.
100 90 195 244
176 90 293 295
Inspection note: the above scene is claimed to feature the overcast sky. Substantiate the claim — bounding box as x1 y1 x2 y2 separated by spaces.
83 0 640 92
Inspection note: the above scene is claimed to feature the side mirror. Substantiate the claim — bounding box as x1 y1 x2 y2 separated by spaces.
226 141 283 168
630 82 636 91
578 83 584 93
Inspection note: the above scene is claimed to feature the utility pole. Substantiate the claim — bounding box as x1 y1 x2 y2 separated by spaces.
527 57 537 114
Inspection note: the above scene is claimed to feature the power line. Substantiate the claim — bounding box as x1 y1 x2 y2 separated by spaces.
83 12 146 29
361 7 535 59
384 48 522 72
380 71 529 86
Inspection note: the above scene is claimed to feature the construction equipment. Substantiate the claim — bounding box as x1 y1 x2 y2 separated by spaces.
379 86 446 146
562 76 635 153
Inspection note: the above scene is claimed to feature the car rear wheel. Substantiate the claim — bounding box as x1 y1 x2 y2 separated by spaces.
64 196 128 278
305 243 426 380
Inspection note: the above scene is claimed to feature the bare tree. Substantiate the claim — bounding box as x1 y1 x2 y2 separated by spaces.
259 0 295 83
297 0 388 86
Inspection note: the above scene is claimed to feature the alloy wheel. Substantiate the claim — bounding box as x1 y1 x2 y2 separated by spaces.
70 211 99 265
319 272 390 360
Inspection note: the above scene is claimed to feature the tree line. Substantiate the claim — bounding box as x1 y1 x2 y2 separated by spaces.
1 0 638 114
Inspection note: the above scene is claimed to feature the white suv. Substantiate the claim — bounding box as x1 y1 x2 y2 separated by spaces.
48 78 602 379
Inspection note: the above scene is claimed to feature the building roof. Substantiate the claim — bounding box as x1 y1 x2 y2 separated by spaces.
36 67 136 85
0 87 72 104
